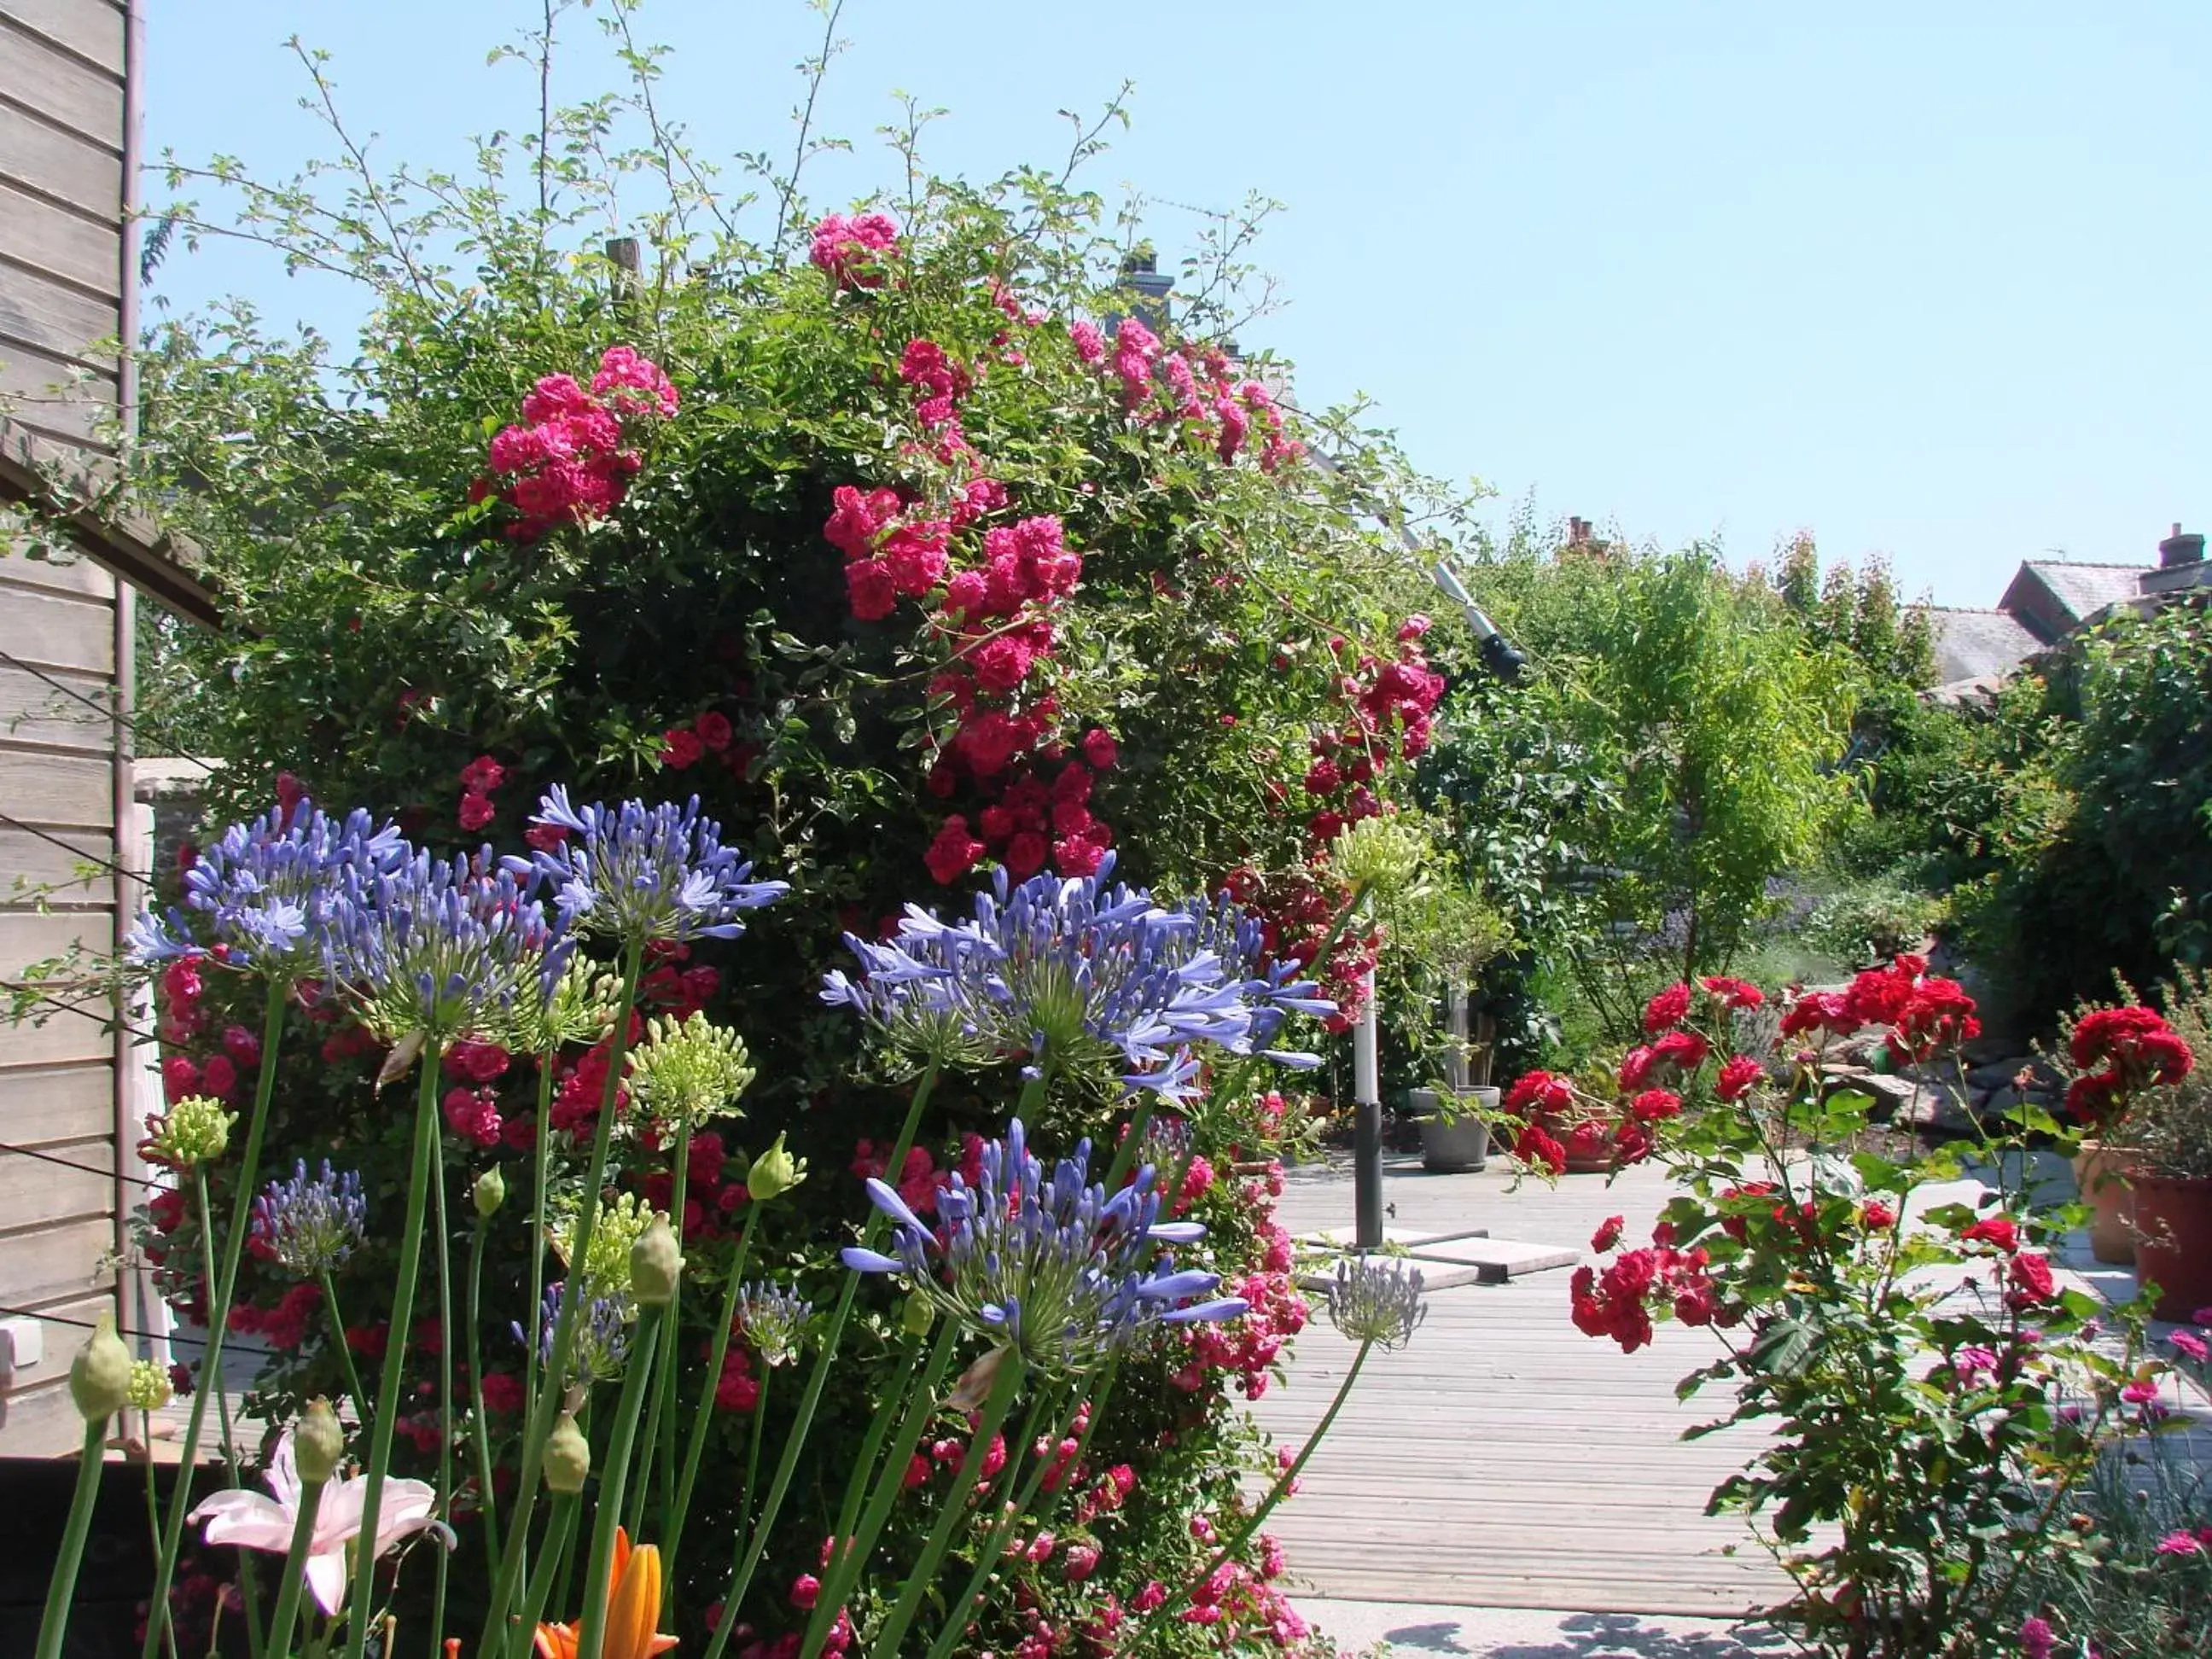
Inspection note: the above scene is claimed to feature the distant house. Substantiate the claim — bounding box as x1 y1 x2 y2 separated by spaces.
2 0 216 1458
1918 525 2211 701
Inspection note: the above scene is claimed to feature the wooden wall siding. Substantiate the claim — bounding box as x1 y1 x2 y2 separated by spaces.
0 0 126 454
0 533 122 1455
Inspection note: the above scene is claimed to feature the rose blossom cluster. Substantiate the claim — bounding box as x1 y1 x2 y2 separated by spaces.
1777 952 1980 1064
478 346 678 541
1170 1158 1307 1400
808 210 899 288
457 754 506 834
152 956 259 1113
2064 1003 2194 1129
1092 316 1303 474
1572 1215 1724 1353
1299 623 1447 847
655 706 758 788
810 292 1120 884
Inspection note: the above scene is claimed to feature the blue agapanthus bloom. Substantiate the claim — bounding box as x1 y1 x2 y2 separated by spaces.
820 855 1319 1089
331 847 572 1042
506 789 789 946
250 1159 367 1278
519 1281 632 1385
1170 892 1338 1068
841 1117 1246 1377
125 800 404 976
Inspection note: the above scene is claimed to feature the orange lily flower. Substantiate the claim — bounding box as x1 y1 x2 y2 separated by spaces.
534 1528 679 1659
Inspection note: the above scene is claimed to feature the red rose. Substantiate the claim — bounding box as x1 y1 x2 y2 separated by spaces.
199 1054 238 1099
1960 1214 2021 1254
1716 1055 1764 1102
458 790 497 832
1699 975 1766 1010
1080 728 1119 770
2005 1251 2057 1306
459 754 507 795
695 711 734 751
923 817 986 886
660 727 705 770
1642 982 1691 1034
1591 1214 1624 1253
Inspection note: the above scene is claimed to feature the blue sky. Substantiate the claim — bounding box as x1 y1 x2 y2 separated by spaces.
143 3 2212 606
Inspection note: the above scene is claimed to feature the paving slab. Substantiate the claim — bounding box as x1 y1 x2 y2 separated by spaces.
1400 1235 1582 1284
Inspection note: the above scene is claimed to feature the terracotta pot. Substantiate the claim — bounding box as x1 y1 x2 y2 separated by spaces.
2071 1140 2135 1265
2129 1172 2212 1323
1534 1108 1616 1175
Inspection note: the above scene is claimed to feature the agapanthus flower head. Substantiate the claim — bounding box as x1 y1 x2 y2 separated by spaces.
513 789 788 947
1171 891 1337 1064
553 1191 657 1299
626 1011 755 1126
332 847 571 1043
514 953 621 1055
251 1160 368 1278
841 1117 1245 1377
735 1282 812 1367
822 856 1286 1088
127 800 404 976
125 1357 175 1412
142 1094 235 1168
1327 815 1427 896
523 1281 632 1386
1324 1255 1426 1350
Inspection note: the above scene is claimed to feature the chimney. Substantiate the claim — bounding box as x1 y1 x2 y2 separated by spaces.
1567 515 1592 549
1115 249 1175 337
2159 521 2204 568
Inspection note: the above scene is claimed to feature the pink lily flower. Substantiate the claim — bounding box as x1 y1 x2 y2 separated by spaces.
189 1430 446 1614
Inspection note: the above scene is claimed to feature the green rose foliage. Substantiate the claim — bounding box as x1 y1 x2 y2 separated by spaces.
125 113 1452 1649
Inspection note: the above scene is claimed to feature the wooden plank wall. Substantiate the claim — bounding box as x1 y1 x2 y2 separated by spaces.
0 0 132 1456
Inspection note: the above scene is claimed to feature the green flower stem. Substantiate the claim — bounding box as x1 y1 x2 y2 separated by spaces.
428 1156 457 1650
734 1369 771 1570
262 1471 328 1659
141 1440 181 1659
799 1318 960 1659
630 1121 690 1540
866 1346 1027 1659
524 1048 556 1428
661 1202 759 1602
480 941 645 1657
140 977 289 1659
466 1216 502 1573
317 1272 370 1427
1138 1336 1374 1643
32 1412 108 1659
342 1036 447 1659
214 1385 266 1659
920 1382 1084 1659
577 1301 665 1659
514 1492 579 1644
1101 1094 1154 1195
700 1061 939 1659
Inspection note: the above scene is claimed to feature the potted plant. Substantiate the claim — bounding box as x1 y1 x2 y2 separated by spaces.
1393 882 1512 1173
2058 1001 2148 1265
2098 972 2212 1319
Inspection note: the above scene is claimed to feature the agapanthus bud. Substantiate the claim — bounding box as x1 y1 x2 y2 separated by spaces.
630 1214 684 1307
124 1359 173 1413
1330 815 1428 895
553 1191 655 1297
473 1165 507 1220
294 1397 345 1483
544 1412 591 1493
69 1310 131 1422
747 1132 806 1203
902 1292 937 1338
734 1283 812 1366
143 1094 235 1167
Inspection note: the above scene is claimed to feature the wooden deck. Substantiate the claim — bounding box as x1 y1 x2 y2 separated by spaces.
1254 1155 1789 1615
1253 1150 2212 1619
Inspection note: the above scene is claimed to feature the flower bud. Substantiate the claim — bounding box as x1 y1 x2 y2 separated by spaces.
294 1397 345 1484
69 1309 131 1423
544 1412 591 1493
630 1214 684 1307
143 1094 235 1168
901 1292 936 1338
473 1165 507 1220
747 1132 807 1204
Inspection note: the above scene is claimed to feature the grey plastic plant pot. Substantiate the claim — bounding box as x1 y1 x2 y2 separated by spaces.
1409 1086 1499 1173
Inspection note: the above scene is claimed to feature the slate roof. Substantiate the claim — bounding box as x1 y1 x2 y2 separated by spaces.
2016 561 2152 628
1920 606 2045 684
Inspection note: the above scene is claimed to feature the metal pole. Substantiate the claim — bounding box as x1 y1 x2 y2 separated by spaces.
1353 970 1382 1248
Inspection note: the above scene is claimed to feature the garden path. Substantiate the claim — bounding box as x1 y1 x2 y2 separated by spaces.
1254 1154 1791 1618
